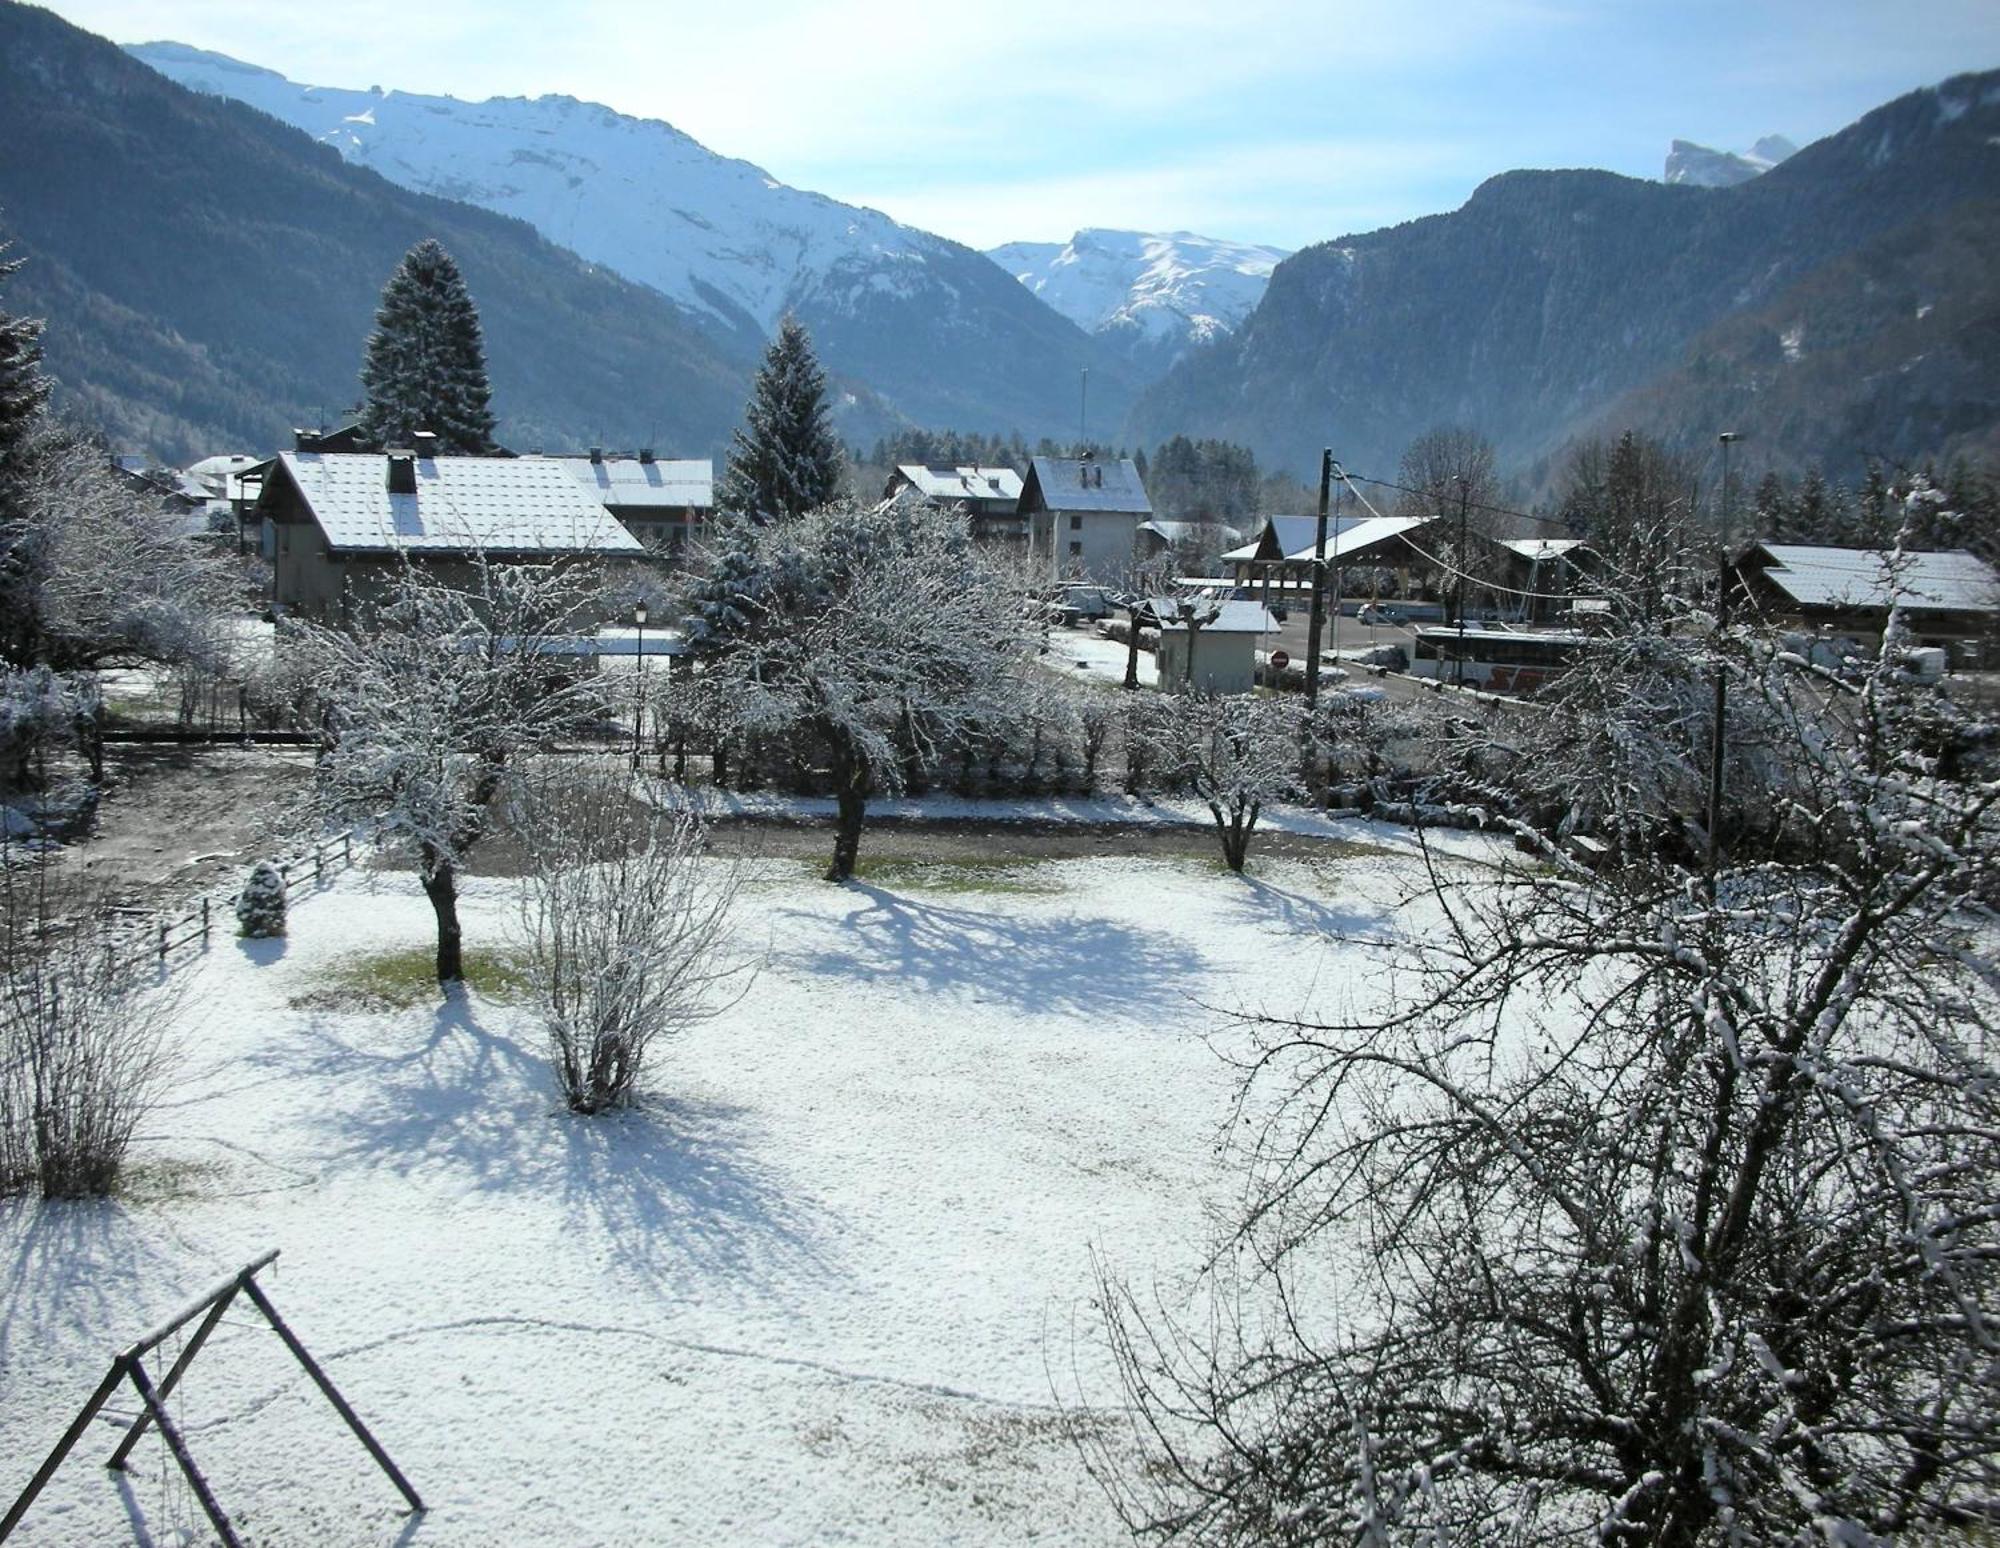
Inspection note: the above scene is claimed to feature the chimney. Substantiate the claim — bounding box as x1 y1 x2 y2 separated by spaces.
386 451 417 494
589 446 604 464
412 430 439 459
638 447 655 464
293 427 317 452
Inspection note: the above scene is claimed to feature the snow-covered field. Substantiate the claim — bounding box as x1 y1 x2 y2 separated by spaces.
0 830 1491 1544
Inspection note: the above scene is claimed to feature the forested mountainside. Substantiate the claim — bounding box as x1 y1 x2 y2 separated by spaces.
1131 71 2000 487
0 2 767 462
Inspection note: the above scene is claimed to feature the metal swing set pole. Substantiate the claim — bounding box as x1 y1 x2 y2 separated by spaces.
0 1249 423 1545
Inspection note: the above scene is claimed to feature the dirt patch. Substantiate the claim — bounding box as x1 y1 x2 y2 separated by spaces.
31 744 315 912
24 743 1387 904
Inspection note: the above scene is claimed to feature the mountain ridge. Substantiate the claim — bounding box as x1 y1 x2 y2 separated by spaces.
1129 70 2000 487
0 3 761 462
125 41 1140 439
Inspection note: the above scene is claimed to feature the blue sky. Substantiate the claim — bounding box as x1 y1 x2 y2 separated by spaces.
39 0 2000 250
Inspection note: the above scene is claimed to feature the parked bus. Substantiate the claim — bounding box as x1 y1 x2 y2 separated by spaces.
1410 625 1588 693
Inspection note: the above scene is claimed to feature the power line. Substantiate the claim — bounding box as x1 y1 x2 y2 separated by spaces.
1332 466 1591 604
1338 466 1562 531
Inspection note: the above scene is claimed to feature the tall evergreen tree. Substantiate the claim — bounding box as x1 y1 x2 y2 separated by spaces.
357 239 496 454
0 235 49 471
717 315 842 521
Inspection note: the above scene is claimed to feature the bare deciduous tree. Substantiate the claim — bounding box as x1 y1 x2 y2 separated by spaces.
289 554 609 984
682 496 1029 880
0 419 236 674
1150 692 1310 872
1091 595 2000 1541
1 851 179 1199
514 768 744 1114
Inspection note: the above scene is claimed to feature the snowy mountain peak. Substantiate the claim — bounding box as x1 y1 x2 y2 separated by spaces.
124 42 949 339
987 228 1288 362
1664 133 1798 188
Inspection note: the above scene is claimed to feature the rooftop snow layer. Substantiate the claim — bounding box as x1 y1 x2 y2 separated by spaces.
546 455 714 511
894 464 1025 504
1028 456 1152 516
1746 544 2000 612
280 452 642 554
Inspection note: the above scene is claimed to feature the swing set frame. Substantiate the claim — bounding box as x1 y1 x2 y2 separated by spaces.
0 1249 423 1546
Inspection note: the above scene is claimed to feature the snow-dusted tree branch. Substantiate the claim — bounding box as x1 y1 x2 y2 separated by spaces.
514 766 745 1114
0 418 237 675
1149 691 1310 872
682 496 1031 879
1093 556 2000 1541
287 553 610 983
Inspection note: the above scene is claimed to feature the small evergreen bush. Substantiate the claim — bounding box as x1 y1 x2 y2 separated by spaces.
235 860 287 938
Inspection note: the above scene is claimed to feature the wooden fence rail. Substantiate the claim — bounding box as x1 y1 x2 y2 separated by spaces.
106 831 357 977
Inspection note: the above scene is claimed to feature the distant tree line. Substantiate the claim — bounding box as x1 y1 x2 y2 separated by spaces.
1750 458 2000 560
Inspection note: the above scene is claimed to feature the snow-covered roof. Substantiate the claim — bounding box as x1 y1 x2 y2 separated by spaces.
1272 515 1431 565
1027 456 1152 515
1138 518 1243 547
1743 544 1999 614
1222 514 1373 564
547 455 713 511
894 464 1024 504
187 452 259 482
1501 538 1589 561
276 452 642 555
1147 598 1278 634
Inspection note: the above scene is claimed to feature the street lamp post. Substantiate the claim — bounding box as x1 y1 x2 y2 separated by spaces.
631 602 648 767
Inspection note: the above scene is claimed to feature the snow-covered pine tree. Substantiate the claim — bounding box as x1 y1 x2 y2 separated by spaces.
357 239 496 454
234 860 287 938
0 236 49 469
716 315 843 522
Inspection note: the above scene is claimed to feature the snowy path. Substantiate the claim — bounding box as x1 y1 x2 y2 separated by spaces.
0 840 1486 1544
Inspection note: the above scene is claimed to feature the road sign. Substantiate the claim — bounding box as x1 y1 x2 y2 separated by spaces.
1269 650 1291 670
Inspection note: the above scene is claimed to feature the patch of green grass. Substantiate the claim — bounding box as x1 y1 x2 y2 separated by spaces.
116 1156 227 1204
290 945 532 1011
846 855 1065 896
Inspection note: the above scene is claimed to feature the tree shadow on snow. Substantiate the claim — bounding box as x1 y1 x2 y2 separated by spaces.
777 883 1202 1020
253 993 833 1297
0 1197 186 1372
1223 874 1396 944
554 1092 834 1295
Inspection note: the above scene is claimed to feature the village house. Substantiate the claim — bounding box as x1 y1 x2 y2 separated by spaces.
255 441 642 623
1728 542 2000 665
883 464 1026 542
1021 454 1153 583
1223 513 1440 613
1134 517 1243 569
1149 598 1281 694
1495 538 1599 623
545 449 713 555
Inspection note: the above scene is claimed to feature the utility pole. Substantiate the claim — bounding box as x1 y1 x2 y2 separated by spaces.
1329 478 1343 663
1706 431 1740 885
1454 477 1471 688
1304 449 1333 712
